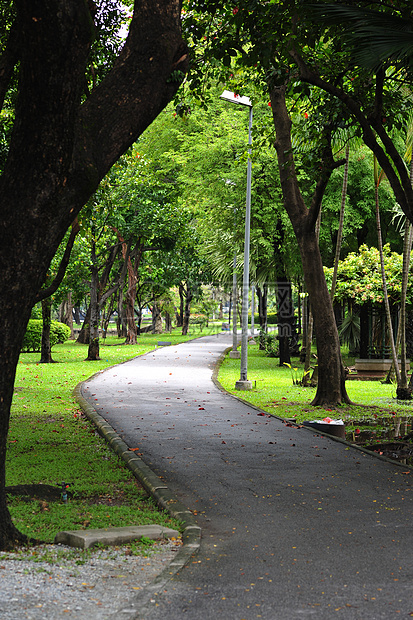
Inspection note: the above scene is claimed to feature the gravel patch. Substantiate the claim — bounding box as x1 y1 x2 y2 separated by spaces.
0 540 181 619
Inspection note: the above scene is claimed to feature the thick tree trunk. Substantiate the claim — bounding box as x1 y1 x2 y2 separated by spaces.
0 298 41 549
116 234 139 345
177 284 185 327
270 84 351 405
257 284 268 350
77 304 91 344
125 289 138 345
73 306 81 325
40 297 54 363
298 233 348 402
87 255 101 361
218 299 223 320
152 303 163 334
59 291 74 338
117 291 127 338
164 311 172 332
0 0 187 549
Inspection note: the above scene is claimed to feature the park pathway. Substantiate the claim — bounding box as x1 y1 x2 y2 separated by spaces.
81 333 413 619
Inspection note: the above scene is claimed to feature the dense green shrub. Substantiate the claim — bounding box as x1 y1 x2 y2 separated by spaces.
22 320 71 352
52 321 72 344
250 312 277 325
259 328 279 357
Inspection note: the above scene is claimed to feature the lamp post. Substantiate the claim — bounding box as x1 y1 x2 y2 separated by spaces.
220 90 253 390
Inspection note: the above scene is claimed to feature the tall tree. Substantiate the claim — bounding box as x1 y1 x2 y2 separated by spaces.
0 0 188 550
182 0 412 403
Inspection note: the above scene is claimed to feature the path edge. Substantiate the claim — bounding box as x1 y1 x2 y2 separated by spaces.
212 346 413 470
73 380 201 613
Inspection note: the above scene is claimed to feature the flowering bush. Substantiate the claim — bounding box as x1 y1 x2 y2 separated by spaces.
324 244 408 306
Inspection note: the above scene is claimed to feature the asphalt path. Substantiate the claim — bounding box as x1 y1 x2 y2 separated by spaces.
81 333 413 619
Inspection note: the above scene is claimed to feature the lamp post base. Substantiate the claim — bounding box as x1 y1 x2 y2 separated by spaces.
229 350 241 359
235 379 253 391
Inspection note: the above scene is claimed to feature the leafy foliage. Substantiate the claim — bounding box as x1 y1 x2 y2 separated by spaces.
324 244 411 306
21 320 71 353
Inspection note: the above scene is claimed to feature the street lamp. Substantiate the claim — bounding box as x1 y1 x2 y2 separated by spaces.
220 90 253 390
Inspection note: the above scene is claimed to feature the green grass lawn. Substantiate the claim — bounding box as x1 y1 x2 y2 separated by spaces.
8 326 220 543
217 344 413 439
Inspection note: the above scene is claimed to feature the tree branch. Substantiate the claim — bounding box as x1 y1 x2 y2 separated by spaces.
99 284 119 308
65 0 189 216
288 45 413 223
35 219 80 302
308 129 346 231
270 84 308 229
372 68 385 122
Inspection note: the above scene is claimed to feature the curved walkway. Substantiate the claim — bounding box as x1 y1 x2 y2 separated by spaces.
81 333 413 619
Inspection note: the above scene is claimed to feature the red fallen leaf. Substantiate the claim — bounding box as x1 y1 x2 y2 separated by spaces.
222 440 226 444
129 448 140 451
199 407 205 410
402 471 411 475
257 412 265 416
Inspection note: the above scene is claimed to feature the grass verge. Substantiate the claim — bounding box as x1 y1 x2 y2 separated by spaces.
217 344 413 445
7 327 220 544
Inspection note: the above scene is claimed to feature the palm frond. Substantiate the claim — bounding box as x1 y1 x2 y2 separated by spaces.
310 3 413 73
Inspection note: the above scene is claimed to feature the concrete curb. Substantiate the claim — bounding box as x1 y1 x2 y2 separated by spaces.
55 524 180 550
73 381 201 614
212 345 413 470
